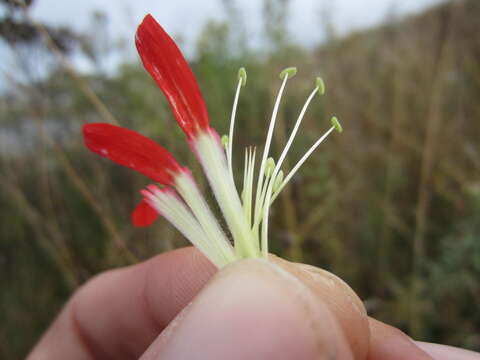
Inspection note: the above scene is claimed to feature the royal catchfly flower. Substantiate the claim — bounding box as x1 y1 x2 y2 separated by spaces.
82 14 343 268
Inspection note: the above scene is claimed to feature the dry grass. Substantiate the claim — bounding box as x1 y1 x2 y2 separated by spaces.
0 0 479 357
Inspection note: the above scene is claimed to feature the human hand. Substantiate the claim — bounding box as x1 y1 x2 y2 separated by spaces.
28 247 479 360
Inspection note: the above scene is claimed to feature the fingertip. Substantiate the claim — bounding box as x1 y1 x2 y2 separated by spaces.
141 259 354 360
272 257 370 360
143 246 217 324
29 247 216 360
367 318 434 360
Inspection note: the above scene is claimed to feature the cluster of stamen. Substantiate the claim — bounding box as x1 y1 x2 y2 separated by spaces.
222 66 342 259
141 66 341 267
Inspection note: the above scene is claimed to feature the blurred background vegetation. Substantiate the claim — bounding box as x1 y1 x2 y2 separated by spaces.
1 0 479 357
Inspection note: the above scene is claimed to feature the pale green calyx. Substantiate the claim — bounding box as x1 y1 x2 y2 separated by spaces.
238 67 247 86
279 67 297 80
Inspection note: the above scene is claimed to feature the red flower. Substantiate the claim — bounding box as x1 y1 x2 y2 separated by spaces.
83 123 184 227
83 123 183 186
131 199 159 227
135 14 210 139
82 14 341 267
84 15 221 229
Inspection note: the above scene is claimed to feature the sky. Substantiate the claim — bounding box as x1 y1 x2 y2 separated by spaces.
0 0 445 145
30 0 444 52
0 0 444 77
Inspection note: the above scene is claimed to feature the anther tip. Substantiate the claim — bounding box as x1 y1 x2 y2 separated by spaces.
265 157 276 177
221 134 229 146
316 77 326 95
279 67 297 80
238 67 247 86
267 157 275 166
331 116 343 133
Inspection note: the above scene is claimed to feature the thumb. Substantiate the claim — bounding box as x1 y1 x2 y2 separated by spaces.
140 258 370 360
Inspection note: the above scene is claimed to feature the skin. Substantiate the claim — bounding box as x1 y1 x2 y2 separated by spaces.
27 247 480 360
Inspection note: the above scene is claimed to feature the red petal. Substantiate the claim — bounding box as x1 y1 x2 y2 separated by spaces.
135 14 210 139
131 199 159 227
83 123 182 185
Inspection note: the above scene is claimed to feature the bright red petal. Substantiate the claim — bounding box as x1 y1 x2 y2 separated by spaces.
131 199 159 227
135 14 210 139
83 123 182 185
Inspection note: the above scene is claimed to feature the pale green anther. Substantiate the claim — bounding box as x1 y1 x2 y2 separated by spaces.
221 134 229 147
331 116 343 133
273 170 284 192
316 77 325 95
265 157 275 177
279 67 297 80
238 67 247 86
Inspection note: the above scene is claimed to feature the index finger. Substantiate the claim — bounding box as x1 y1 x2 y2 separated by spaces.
29 246 440 360
27 247 216 360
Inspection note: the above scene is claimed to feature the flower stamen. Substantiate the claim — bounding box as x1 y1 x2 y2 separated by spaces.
242 147 256 227
254 67 296 229
227 68 247 179
274 79 323 174
259 79 325 253
271 116 342 203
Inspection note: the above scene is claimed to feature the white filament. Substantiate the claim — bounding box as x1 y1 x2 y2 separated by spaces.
271 126 335 203
254 74 290 228
242 147 256 227
227 78 243 179
274 87 318 173
259 86 319 253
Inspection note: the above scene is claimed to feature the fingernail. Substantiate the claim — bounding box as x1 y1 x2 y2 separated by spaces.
415 341 480 360
140 259 352 360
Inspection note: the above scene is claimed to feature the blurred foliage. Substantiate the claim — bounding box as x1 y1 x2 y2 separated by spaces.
0 0 34 10
0 0 85 54
1 0 479 358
